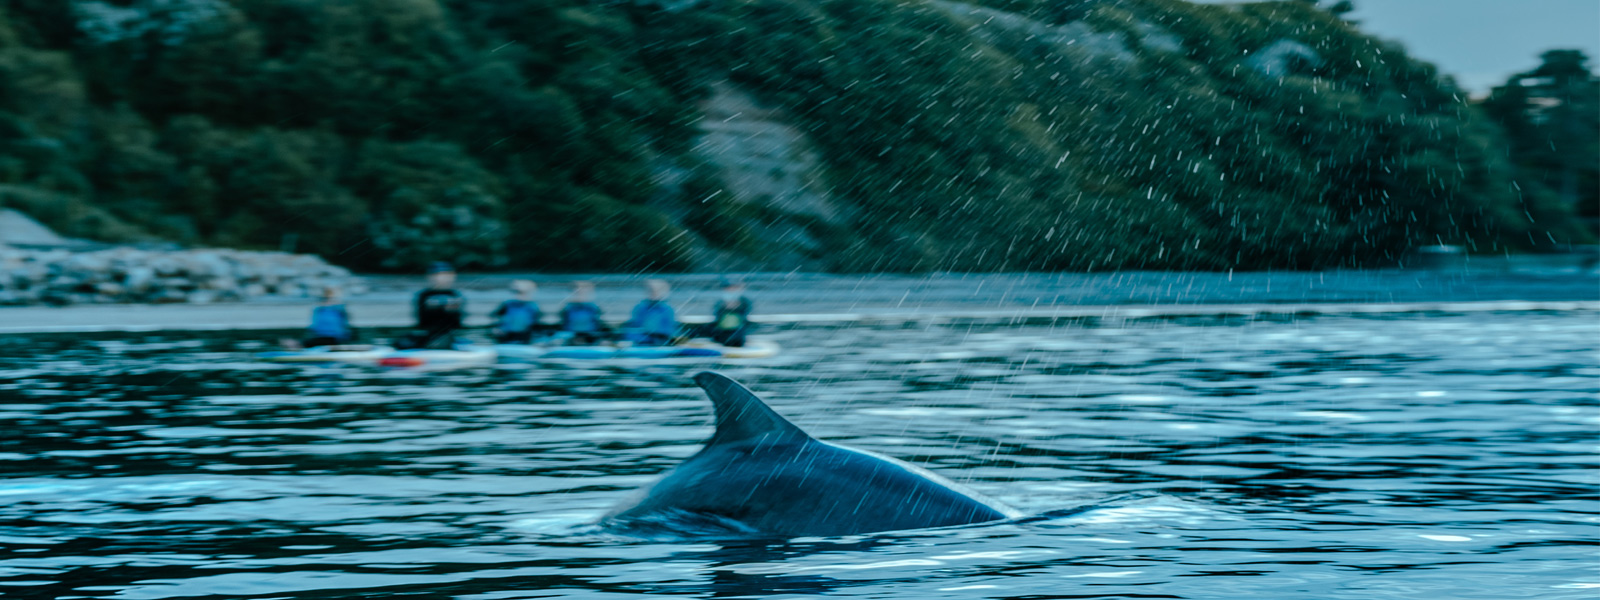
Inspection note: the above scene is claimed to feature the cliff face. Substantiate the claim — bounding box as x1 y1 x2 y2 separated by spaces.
689 82 842 270
0 0 1583 272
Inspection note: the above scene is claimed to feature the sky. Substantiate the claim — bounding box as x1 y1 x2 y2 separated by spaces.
1190 0 1600 94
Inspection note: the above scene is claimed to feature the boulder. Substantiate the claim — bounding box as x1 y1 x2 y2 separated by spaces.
124 265 156 293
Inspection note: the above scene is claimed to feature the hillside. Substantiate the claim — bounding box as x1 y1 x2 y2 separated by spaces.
0 0 1587 272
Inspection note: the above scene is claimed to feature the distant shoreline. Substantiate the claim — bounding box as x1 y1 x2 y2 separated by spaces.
4 299 1595 335
7 265 1595 334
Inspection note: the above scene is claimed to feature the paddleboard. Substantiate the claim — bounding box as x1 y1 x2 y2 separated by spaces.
378 346 498 368
258 344 394 364
493 339 779 362
492 344 552 362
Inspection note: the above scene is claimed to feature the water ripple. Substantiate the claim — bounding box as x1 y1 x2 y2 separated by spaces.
0 311 1595 598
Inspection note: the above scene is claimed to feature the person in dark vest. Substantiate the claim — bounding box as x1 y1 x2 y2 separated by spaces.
623 279 678 346
559 281 606 345
491 279 542 344
707 277 753 347
397 262 466 350
285 286 355 349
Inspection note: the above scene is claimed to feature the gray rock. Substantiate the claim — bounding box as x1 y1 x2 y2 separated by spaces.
155 276 194 292
124 266 156 293
48 275 83 291
1245 39 1322 78
1135 21 1184 54
62 254 109 282
153 257 183 277
187 252 231 278
200 275 237 291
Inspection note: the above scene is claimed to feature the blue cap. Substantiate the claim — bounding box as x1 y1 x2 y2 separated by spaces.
427 262 455 274
719 276 743 288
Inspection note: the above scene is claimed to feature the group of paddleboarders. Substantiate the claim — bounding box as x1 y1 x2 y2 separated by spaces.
290 262 754 351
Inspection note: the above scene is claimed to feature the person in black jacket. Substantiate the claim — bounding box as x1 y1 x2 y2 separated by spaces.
706 277 753 347
397 262 466 350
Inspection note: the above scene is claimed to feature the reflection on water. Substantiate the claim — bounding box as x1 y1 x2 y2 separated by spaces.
0 311 1596 599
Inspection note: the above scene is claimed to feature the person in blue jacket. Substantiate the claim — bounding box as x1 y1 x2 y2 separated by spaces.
559 281 606 345
623 279 677 346
302 286 355 348
491 279 542 344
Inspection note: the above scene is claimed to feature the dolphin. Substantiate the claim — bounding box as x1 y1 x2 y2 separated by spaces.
600 371 1022 538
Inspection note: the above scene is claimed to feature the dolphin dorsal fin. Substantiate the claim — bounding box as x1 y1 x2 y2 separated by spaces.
693 371 810 446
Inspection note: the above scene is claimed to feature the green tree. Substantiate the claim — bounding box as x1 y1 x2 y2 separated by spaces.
1328 1 1356 19
1482 49 1599 237
351 140 509 271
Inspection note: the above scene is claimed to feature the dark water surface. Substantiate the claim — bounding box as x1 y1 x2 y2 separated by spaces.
0 311 1596 599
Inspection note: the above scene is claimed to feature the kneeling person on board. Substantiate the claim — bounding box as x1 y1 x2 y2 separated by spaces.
491 279 542 344
559 281 607 345
397 262 466 350
623 279 678 347
706 278 753 347
288 286 355 349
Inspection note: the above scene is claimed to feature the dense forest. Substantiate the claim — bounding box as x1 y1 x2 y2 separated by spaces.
0 0 1593 272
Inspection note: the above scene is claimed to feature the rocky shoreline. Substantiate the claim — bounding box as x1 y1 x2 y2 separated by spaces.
0 247 365 306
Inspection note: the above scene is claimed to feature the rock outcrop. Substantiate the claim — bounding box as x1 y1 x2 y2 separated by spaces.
0 209 93 250
689 82 844 269
1245 39 1323 78
0 246 363 306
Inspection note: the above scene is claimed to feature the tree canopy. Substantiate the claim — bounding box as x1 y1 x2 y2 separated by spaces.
0 0 1589 272
1481 49 1600 234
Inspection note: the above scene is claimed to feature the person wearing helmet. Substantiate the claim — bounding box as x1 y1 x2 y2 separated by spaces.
397 262 466 350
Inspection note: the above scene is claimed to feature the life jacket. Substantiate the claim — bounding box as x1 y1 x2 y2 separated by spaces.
309 305 349 338
563 302 601 332
715 298 749 330
499 300 538 333
633 301 675 335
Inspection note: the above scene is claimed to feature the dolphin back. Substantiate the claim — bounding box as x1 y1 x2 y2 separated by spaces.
601 372 1020 538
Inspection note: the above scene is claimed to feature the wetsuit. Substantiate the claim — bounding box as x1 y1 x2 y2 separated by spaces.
708 296 753 347
491 299 541 344
304 304 354 347
560 302 606 345
624 299 677 346
399 288 465 349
